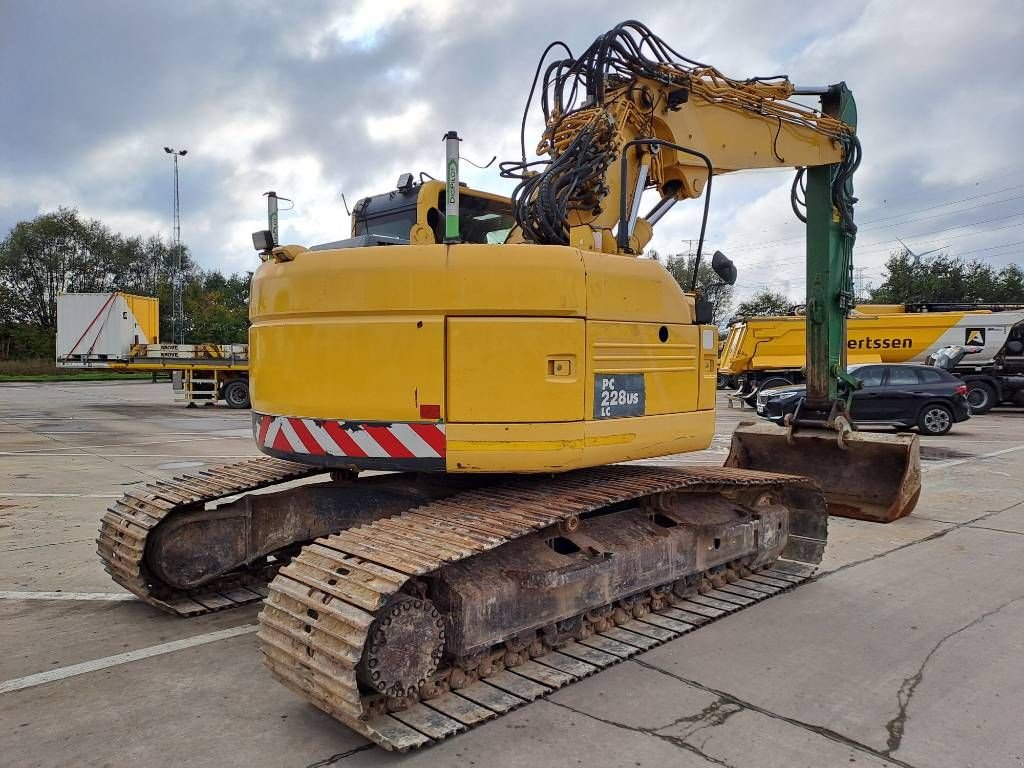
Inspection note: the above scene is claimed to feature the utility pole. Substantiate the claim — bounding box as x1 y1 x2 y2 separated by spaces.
164 147 188 344
853 267 868 300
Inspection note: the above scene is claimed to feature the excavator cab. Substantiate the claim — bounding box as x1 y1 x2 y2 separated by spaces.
349 177 514 245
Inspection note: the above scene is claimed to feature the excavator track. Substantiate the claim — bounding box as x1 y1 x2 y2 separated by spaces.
258 464 826 751
97 457 327 616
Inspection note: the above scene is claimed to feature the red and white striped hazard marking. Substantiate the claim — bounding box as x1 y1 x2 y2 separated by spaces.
253 414 445 459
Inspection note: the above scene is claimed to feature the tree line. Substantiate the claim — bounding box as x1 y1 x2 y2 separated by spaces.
2 208 1021 360
0 208 251 358
653 246 1024 326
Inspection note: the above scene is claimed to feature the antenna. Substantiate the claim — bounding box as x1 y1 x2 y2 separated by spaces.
263 191 293 245
164 147 187 345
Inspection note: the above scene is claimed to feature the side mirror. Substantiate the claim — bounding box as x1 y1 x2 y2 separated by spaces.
711 250 737 285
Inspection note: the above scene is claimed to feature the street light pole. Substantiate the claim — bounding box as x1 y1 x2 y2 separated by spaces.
164 147 188 345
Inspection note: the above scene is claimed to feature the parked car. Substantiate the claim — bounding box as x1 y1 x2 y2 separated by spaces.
755 363 972 435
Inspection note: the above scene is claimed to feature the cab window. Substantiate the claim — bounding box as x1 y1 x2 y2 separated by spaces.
435 192 515 244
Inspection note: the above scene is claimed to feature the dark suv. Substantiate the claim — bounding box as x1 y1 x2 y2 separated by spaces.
756 364 972 435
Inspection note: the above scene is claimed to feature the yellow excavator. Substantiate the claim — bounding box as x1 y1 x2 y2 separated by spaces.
97 21 920 750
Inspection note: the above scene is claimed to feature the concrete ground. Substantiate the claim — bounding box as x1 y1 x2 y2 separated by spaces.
1 380 1022 768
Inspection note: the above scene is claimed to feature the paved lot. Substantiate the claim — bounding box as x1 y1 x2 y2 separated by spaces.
1 381 1022 768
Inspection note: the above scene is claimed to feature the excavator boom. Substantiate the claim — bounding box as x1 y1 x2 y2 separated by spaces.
500 20 919 521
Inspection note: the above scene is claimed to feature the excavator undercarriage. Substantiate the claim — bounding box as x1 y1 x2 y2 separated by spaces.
256 464 826 750
99 458 826 750
98 458 478 615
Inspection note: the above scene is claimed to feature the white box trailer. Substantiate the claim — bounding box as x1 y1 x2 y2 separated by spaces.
56 292 158 365
56 292 250 409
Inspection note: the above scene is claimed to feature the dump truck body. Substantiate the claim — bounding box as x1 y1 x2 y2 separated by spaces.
721 306 1024 409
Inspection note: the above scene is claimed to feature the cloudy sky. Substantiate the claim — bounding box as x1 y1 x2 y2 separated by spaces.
2 0 1022 300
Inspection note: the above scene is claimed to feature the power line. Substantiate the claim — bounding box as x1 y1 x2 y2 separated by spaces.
721 188 1024 255
854 184 1024 225
707 167 1024 240
740 238 1024 286
738 223 1024 280
854 219 1024 256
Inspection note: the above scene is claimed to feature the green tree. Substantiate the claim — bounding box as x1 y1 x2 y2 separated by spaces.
653 250 735 327
184 270 251 344
734 290 792 318
869 248 1024 304
994 264 1024 302
1 209 251 357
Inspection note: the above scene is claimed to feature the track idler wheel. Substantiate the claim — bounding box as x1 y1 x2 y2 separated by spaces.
358 596 445 698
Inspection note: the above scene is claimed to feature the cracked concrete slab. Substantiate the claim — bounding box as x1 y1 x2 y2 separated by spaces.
639 521 1024 766
969 503 1024 535
659 707 900 768
3 383 1023 767
818 515 953 573
548 661 903 767
343 698 719 768
548 661 722 730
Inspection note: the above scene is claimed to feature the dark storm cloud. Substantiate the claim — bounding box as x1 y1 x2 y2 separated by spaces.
1 0 1022 289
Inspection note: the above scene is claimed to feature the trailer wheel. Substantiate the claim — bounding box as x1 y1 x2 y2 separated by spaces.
965 381 995 414
223 380 250 409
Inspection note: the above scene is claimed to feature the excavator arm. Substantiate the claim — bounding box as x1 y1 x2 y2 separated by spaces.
504 21 919 522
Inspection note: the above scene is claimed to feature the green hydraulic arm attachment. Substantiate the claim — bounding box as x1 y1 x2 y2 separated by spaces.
728 84 922 523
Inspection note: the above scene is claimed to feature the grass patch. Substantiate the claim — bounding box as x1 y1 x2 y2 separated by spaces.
0 358 156 382
0 372 153 382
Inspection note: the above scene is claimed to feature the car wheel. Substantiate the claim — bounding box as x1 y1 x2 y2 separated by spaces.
716 373 733 390
1013 390 1024 407
223 380 250 409
965 381 996 414
918 404 953 436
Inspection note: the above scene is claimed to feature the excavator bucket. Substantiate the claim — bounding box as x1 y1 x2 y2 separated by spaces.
726 421 921 523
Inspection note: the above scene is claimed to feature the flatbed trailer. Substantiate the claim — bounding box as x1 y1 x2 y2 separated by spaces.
55 292 250 408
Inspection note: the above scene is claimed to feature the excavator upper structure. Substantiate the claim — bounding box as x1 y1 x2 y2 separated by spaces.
96 21 920 750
